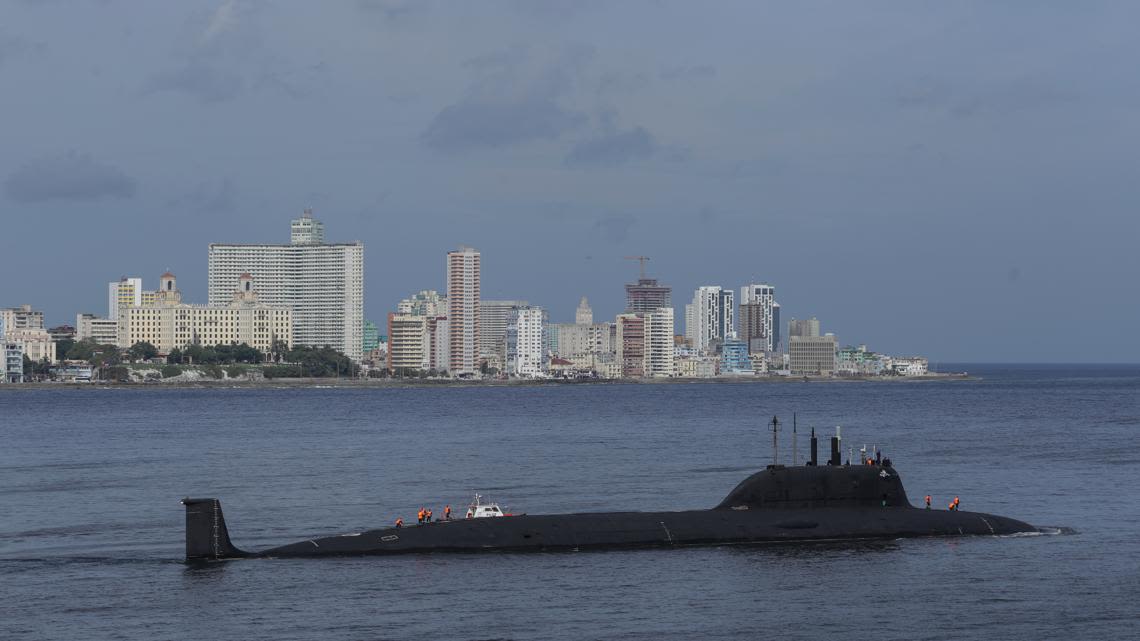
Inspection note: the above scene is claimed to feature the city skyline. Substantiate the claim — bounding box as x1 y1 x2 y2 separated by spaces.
2 3 1139 363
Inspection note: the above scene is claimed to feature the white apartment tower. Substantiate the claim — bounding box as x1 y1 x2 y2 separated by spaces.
645 307 675 378
207 211 364 361
447 246 481 376
686 286 734 353
506 306 545 377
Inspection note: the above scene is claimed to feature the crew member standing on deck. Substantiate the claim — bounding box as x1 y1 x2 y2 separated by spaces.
953 496 960 511
395 517 403 528
417 507 425 524
444 505 452 520
925 495 932 509
426 508 433 523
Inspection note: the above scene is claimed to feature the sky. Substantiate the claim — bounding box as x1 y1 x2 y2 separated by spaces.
1 1 1138 363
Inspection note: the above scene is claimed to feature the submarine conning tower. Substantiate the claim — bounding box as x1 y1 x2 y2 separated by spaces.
716 419 911 510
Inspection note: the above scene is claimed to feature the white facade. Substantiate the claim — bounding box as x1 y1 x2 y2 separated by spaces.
2 306 54 363
479 299 526 364
506 306 545 377
740 283 777 353
387 313 429 372
789 334 838 375
447 246 481 376
645 307 675 378
398 290 447 317
76 313 120 344
687 286 734 353
3 340 23 383
207 213 364 361
575 296 593 325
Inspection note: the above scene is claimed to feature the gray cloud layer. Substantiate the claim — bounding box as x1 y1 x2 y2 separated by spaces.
5 153 136 203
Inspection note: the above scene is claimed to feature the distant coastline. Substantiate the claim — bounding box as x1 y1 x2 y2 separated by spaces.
0 372 973 390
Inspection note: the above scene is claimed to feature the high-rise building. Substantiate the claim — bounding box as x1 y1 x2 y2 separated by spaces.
119 273 292 356
789 334 838 375
686 286 734 353
479 299 527 366
427 315 449 372
505 306 545 377
645 307 675 378
290 208 325 244
363 320 380 353
740 283 777 353
615 313 646 378
625 278 671 314
447 246 481 376
575 296 593 325
386 313 429 373
739 303 769 356
208 211 364 361
398 290 447 317
788 317 821 339
771 302 781 353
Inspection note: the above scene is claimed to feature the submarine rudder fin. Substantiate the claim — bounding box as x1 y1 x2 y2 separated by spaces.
181 497 249 561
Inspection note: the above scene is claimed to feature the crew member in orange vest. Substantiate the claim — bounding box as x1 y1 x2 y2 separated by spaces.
417 508 425 524
395 517 403 528
953 496 960 511
426 508 433 522
925 495 931 509
444 505 452 520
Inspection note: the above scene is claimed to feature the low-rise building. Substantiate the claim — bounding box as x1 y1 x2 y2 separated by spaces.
676 354 718 378
3 340 24 383
789 334 838 375
720 337 753 375
77 313 120 345
118 273 292 356
891 357 929 376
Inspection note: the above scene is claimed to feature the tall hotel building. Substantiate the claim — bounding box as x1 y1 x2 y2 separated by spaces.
207 210 364 361
446 246 481 376
740 283 777 354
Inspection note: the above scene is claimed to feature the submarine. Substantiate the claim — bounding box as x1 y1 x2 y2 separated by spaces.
182 423 1036 561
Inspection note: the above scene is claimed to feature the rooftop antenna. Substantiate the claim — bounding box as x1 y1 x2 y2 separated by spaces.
624 255 650 279
792 413 798 466
769 415 780 466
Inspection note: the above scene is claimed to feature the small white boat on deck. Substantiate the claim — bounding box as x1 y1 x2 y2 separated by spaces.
465 494 510 519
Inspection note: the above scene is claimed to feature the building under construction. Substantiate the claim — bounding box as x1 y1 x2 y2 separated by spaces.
623 256 672 314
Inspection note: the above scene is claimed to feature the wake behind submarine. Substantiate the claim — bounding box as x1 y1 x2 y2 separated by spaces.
181 421 1036 561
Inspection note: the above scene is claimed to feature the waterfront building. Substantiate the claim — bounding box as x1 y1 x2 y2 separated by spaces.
397 290 447 317
427 316 449 373
386 313 429 373
891 357 929 376
575 296 593 325
363 321 380 353
505 306 545 377
207 210 364 361
76 313 120 345
615 313 646 378
645 307 675 378
836 344 886 376
789 334 838 375
686 286 734 353
479 299 527 366
720 337 753 375
739 283 777 353
676 354 718 378
625 276 671 314
3 340 23 383
120 273 292 356
447 246 481 376
788 317 821 340
739 303 767 355
2 305 55 363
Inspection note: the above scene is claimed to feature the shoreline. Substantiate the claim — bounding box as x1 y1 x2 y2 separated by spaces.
0 373 974 390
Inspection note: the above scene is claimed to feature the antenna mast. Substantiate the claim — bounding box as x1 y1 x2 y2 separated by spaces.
792 413 798 466
769 415 780 466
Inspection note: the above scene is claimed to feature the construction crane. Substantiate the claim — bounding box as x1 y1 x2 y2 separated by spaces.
624 255 650 279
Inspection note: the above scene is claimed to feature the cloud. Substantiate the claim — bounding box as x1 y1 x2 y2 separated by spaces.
590 213 637 243
565 125 656 167
422 46 594 151
5 152 136 203
422 98 586 150
143 63 245 103
659 64 716 81
168 177 236 213
202 0 239 43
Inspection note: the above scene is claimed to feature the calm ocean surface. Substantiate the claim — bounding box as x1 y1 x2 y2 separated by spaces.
2 364 1138 640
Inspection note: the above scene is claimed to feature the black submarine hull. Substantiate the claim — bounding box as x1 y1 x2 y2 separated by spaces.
252 507 1033 558
183 462 1036 561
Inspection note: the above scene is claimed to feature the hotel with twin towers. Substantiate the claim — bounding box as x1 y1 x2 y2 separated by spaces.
207 210 365 362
